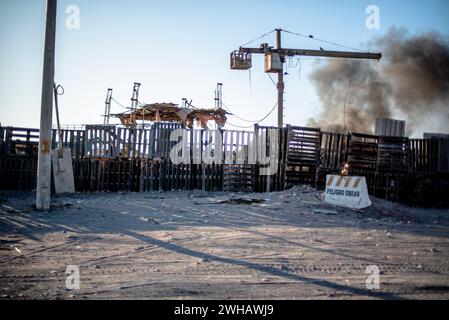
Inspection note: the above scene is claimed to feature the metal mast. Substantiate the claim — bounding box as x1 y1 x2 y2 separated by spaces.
103 88 113 125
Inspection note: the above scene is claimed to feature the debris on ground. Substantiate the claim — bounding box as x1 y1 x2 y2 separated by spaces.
312 208 338 215
0 188 448 299
192 196 264 205
218 198 265 205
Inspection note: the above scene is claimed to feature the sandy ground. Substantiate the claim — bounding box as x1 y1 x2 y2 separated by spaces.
0 186 449 300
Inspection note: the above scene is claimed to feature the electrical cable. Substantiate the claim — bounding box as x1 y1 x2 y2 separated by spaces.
222 104 256 123
286 57 302 78
240 29 276 47
111 97 132 110
267 73 277 87
282 29 368 53
223 102 278 124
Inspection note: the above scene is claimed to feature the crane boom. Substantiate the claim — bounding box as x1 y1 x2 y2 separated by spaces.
239 47 381 60
230 28 382 128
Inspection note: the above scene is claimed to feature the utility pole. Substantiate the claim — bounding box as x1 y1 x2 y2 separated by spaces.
36 0 57 211
275 29 284 128
230 28 382 128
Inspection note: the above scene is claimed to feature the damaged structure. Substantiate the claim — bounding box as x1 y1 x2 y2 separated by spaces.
113 103 228 129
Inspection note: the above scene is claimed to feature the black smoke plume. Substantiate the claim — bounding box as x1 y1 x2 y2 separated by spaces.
308 27 449 136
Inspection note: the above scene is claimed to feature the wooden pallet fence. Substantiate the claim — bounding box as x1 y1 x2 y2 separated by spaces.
350 169 419 203
283 125 320 188
377 136 410 173
319 131 348 171
251 126 284 192
410 138 449 175
316 131 348 189
0 156 38 190
346 132 378 171
1 124 449 206
222 129 256 192
51 128 86 159
2 127 39 157
224 164 254 192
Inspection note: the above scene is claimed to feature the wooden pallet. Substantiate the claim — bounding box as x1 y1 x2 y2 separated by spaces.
377 136 410 173
410 138 449 175
347 132 378 171
319 131 348 171
223 164 254 192
284 125 320 187
0 156 38 190
2 127 39 157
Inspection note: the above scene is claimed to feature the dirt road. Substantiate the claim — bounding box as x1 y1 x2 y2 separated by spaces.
1 187 449 299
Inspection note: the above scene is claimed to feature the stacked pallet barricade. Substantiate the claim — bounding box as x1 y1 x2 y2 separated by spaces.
346 132 378 171
377 136 410 173
253 125 287 192
1 123 448 206
374 136 413 202
409 137 449 206
317 132 348 188
283 125 320 188
223 129 255 192
0 127 39 190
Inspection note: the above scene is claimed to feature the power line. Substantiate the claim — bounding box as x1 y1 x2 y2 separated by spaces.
223 101 278 124
253 102 278 123
282 29 368 53
110 97 132 110
267 73 277 87
222 105 256 123
240 29 276 47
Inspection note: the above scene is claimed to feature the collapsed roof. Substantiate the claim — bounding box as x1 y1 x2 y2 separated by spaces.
113 103 228 129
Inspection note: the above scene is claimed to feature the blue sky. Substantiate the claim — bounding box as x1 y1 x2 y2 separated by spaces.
1 0 448 132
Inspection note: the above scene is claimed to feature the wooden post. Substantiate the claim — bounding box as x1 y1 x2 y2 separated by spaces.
36 0 57 210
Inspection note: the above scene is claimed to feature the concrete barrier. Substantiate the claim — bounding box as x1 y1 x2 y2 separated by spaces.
324 175 372 209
